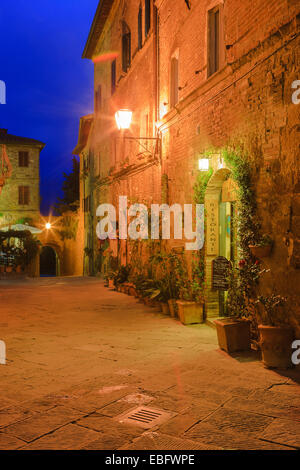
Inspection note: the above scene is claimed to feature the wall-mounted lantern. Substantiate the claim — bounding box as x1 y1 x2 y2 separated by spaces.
115 109 133 130
114 109 161 162
198 158 210 171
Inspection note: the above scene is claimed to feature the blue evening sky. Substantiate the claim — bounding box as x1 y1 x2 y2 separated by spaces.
0 0 98 214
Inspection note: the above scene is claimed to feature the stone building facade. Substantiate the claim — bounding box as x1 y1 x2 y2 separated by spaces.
77 0 300 332
0 128 45 227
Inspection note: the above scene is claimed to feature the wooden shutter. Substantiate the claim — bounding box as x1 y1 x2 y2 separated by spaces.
19 151 29 167
170 57 179 107
138 7 143 49
19 186 29 205
145 0 151 37
208 8 220 76
111 60 116 94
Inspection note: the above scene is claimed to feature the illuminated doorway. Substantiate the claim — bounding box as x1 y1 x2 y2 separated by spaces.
204 161 238 319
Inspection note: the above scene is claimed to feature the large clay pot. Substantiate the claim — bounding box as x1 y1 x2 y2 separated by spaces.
160 303 170 315
168 299 177 318
0 265 4 273
249 245 272 258
108 279 114 289
5 266 12 273
214 318 251 353
176 301 204 325
258 325 294 369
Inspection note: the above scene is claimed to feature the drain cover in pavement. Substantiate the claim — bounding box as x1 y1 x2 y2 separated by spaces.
116 406 176 429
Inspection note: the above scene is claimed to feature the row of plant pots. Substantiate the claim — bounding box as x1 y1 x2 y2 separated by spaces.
214 317 296 369
0 265 23 274
105 280 204 325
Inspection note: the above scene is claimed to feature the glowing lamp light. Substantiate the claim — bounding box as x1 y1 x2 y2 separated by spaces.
45 222 51 230
115 109 132 130
198 158 210 171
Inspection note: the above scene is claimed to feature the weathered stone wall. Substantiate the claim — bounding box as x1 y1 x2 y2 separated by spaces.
0 144 40 226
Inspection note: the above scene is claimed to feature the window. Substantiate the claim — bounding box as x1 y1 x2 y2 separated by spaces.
170 57 179 107
111 60 116 94
84 195 91 213
138 6 143 50
19 186 29 205
19 151 29 167
145 0 151 37
122 22 131 72
95 85 102 112
208 7 220 77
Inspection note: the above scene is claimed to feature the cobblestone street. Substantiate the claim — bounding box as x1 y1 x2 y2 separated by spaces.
0 278 299 450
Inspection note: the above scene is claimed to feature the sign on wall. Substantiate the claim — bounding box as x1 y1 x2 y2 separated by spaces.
206 200 219 255
212 256 231 290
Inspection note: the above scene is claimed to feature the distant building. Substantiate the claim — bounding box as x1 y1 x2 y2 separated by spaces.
0 128 45 228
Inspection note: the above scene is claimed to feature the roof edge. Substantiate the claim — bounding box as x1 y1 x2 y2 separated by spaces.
82 0 114 60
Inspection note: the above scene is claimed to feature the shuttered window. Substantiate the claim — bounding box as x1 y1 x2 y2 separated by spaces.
208 7 220 77
95 85 102 112
19 151 29 167
122 22 131 72
170 57 179 107
145 0 151 37
138 6 143 50
19 186 30 205
111 60 116 94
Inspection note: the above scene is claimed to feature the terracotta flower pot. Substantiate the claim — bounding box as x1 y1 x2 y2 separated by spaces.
108 279 114 289
249 245 272 258
168 299 177 318
16 265 22 273
258 324 294 369
176 301 204 325
214 318 251 353
160 303 170 315
0 265 4 273
5 266 12 273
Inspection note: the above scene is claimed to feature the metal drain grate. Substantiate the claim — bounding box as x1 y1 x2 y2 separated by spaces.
116 406 176 429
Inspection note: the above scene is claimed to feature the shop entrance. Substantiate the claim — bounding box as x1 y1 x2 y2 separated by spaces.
204 164 238 319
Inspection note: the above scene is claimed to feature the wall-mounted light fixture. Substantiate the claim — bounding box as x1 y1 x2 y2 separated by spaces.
115 109 161 161
115 109 133 130
45 222 51 230
198 158 210 171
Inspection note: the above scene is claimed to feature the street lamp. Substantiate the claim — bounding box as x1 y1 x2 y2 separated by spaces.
45 222 51 230
114 109 161 161
198 158 210 171
115 109 133 130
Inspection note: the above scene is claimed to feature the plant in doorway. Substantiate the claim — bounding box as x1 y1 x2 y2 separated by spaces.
255 293 294 369
214 259 262 353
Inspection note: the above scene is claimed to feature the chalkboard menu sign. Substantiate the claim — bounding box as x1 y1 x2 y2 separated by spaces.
212 256 231 291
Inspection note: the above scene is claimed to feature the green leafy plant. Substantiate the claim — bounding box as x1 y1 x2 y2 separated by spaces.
255 294 288 326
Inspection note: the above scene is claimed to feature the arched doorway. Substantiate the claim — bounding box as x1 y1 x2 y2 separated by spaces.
204 155 238 319
40 246 57 277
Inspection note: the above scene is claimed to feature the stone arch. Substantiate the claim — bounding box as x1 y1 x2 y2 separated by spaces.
204 154 238 319
39 243 62 277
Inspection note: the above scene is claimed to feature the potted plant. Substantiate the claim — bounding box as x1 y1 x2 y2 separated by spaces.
255 293 294 369
214 260 254 353
174 257 204 325
249 234 273 258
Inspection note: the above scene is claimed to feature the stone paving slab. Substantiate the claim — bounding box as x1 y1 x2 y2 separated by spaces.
258 418 300 448
76 415 144 450
0 432 25 450
118 431 221 450
20 424 100 450
2 406 84 442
